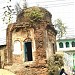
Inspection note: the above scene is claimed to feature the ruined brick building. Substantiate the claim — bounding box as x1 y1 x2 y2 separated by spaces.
1 6 57 75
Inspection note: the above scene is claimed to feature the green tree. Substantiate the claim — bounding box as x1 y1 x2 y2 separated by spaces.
47 54 64 75
53 19 67 38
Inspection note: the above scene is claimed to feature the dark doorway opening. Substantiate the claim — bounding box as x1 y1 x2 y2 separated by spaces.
52 43 55 54
24 42 33 61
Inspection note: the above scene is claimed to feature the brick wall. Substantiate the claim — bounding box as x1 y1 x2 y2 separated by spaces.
6 6 57 75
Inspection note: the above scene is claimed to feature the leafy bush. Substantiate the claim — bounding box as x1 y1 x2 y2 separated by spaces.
47 54 64 75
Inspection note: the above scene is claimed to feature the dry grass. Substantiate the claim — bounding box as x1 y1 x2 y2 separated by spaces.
0 69 16 75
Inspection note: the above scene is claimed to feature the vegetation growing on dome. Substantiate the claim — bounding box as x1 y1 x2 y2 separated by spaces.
16 6 52 28
24 7 44 23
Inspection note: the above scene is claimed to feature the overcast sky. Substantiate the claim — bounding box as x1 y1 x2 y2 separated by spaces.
0 0 75 45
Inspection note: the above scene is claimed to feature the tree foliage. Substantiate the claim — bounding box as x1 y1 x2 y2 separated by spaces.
53 19 67 38
2 0 27 24
2 4 15 24
15 2 22 15
47 54 64 75
15 0 27 15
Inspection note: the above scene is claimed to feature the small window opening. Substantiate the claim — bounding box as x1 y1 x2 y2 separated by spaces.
73 54 75 58
65 42 69 48
52 43 55 54
59 42 63 48
24 42 33 61
72 41 75 47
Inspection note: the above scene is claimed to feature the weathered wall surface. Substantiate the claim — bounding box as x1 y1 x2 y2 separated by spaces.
9 64 48 75
0 45 6 68
5 23 56 75
15 67 48 75
46 28 57 59
12 28 35 63
5 6 57 75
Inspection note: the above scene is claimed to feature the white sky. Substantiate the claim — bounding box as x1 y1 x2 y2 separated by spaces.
0 0 75 45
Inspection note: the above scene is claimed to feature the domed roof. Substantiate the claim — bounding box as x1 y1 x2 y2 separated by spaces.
16 6 52 24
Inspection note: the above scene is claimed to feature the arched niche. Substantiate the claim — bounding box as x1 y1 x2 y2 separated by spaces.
13 40 21 55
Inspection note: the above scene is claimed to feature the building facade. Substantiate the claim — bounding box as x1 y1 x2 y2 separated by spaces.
56 38 75 74
2 6 57 75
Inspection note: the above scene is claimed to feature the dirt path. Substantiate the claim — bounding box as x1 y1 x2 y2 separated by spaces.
0 69 16 75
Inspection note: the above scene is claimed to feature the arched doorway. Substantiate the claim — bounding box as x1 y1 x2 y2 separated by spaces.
24 38 33 62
